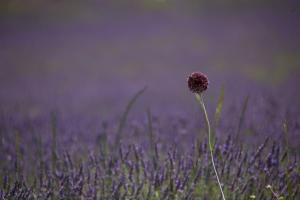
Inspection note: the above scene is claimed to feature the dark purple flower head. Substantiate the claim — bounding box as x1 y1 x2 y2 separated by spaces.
187 72 209 93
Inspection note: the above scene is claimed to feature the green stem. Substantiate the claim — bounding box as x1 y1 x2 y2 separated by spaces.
114 86 147 147
196 93 226 200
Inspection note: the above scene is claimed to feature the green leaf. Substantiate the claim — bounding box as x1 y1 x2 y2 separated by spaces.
282 120 290 163
236 95 249 141
214 85 225 127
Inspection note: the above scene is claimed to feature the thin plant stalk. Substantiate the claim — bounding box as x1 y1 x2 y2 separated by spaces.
236 95 249 141
196 93 226 200
51 111 57 172
114 86 147 147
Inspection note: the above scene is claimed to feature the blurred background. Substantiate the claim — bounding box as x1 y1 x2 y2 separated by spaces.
0 0 300 128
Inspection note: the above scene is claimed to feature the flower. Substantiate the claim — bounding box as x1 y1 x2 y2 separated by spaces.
187 72 209 93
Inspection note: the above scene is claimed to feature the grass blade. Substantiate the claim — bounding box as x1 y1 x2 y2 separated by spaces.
236 95 249 141
282 120 290 163
114 86 147 147
51 111 57 172
214 85 225 127
146 108 157 169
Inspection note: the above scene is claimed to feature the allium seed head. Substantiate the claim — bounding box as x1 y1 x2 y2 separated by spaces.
187 72 209 93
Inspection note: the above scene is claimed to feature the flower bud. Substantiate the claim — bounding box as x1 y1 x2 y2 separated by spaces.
187 72 209 93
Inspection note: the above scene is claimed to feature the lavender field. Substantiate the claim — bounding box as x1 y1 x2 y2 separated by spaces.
1 1 300 199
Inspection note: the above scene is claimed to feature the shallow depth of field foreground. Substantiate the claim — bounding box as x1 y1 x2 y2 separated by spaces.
1 1 300 199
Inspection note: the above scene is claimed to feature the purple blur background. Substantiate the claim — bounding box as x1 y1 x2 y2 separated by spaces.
1 0 300 146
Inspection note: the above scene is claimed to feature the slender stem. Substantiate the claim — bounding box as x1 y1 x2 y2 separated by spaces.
196 93 226 200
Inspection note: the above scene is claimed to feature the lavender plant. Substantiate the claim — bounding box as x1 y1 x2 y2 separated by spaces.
0 77 299 199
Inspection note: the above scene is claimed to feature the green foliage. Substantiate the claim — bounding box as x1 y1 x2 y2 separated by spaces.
214 85 225 128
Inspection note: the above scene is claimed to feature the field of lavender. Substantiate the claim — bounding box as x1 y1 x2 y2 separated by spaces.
1 82 300 199
1 1 300 199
